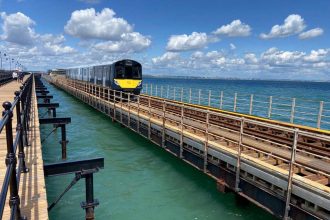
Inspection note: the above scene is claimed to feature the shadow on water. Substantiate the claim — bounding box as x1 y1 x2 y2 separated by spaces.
40 80 277 220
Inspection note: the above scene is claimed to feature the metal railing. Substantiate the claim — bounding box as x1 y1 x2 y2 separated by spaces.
0 71 13 87
0 75 33 220
142 84 330 130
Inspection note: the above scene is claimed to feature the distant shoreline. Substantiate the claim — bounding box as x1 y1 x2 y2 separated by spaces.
143 75 330 83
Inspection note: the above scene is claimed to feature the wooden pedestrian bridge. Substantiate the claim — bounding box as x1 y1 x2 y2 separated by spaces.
1 73 330 220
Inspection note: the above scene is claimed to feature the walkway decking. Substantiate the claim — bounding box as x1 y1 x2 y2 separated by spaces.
0 77 48 219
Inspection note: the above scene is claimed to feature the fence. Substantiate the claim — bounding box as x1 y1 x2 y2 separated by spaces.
142 84 330 130
0 75 33 219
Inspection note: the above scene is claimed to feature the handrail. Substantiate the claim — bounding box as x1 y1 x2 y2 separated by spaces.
0 74 33 220
143 83 330 129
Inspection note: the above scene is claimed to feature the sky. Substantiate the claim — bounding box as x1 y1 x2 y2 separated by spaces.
0 0 329 80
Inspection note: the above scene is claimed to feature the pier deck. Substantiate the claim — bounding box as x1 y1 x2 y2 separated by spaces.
47 75 330 220
0 78 48 219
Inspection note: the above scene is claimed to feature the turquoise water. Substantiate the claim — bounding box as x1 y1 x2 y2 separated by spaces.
40 80 276 220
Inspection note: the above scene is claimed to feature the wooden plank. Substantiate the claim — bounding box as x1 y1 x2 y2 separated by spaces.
0 76 48 219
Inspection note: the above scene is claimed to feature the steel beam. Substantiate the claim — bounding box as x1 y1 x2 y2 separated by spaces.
44 157 104 176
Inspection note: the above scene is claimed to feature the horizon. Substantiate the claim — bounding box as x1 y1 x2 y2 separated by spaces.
0 0 329 80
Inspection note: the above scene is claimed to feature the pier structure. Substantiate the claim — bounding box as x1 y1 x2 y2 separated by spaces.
0 75 48 219
142 83 329 129
47 75 330 220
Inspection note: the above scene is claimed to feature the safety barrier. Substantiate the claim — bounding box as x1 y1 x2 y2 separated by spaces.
0 75 32 220
142 84 330 130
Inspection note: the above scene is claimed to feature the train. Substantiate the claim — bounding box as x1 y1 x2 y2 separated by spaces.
65 59 142 95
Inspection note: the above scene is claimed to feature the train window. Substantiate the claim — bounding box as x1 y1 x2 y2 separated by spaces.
115 66 125 79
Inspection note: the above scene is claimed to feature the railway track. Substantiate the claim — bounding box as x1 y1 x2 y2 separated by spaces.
48 76 330 219
65 78 330 188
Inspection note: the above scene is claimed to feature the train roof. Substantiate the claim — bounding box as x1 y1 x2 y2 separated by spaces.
65 59 141 70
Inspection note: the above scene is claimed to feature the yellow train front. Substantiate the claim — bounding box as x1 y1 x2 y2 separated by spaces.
65 59 142 95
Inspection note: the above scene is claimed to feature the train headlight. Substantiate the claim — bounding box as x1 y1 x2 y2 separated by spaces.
114 79 120 86
137 81 142 87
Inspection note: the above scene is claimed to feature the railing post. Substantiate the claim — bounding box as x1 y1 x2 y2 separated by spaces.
128 93 131 127
148 97 151 139
155 85 158 96
268 96 273 118
15 91 28 173
284 129 299 220
233 93 237 112
173 87 176 100
198 89 201 105
204 111 210 172
120 91 123 124
2 101 24 219
145 84 148 95
160 86 163 98
249 94 254 115
167 85 169 98
208 90 211 106
189 88 192 103
290 98 296 123
162 100 166 148
235 117 244 192
179 104 184 158
317 101 323 129
150 84 153 96
220 91 223 109
181 88 183 102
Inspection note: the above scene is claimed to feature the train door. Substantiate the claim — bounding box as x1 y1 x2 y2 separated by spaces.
105 65 110 87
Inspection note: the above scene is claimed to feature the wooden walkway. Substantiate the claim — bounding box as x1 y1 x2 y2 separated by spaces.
0 77 48 219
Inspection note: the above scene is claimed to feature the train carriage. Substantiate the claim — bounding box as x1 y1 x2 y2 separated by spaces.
65 59 142 94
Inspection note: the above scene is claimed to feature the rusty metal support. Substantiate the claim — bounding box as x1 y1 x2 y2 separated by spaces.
284 129 298 220
179 104 184 158
235 117 244 192
203 111 210 172
162 100 166 148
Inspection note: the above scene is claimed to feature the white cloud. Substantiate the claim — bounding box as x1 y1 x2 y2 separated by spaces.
213 20 251 37
150 47 330 79
304 49 330 62
0 12 36 45
152 52 180 66
230 43 236 50
260 14 306 39
244 53 258 64
166 32 209 51
92 32 151 53
261 47 305 65
299 28 324 39
64 8 133 40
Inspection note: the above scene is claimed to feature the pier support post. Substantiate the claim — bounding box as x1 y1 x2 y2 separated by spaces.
59 124 68 160
203 111 210 172
284 129 299 220
83 173 97 220
235 118 244 192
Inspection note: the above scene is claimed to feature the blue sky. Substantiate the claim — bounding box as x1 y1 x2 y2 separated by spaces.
0 0 329 80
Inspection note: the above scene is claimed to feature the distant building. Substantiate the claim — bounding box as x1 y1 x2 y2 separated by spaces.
50 69 66 76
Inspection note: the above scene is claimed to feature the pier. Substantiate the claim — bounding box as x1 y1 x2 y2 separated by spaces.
0 75 48 219
46 74 330 220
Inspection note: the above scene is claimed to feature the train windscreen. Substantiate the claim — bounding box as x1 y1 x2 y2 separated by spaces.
115 62 141 79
